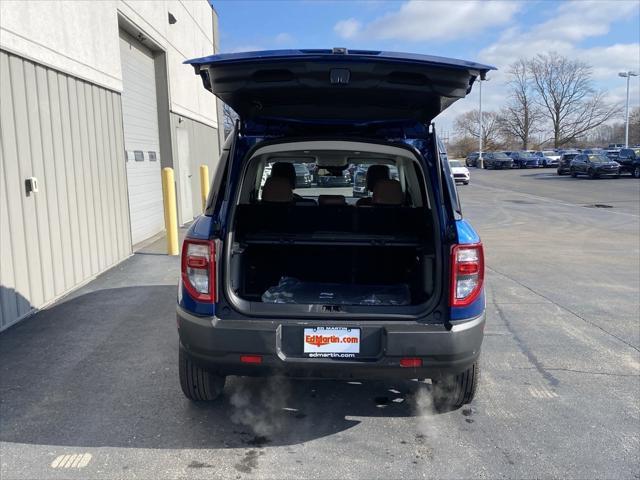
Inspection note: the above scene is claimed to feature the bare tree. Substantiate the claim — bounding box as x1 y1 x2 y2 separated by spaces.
629 107 640 145
223 103 238 138
454 110 501 151
528 52 621 148
497 59 543 150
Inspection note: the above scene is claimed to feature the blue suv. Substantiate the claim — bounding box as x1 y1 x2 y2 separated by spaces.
177 49 491 411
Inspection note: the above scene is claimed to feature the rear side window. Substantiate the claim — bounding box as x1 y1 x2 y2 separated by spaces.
204 134 234 216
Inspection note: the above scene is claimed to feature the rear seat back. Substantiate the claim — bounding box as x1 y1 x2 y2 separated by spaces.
261 176 293 202
235 203 429 238
372 179 403 205
318 195 346 206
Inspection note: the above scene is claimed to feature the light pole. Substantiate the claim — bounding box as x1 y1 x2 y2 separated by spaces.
477 76 489 168
619 71 638 148
478 77 484 169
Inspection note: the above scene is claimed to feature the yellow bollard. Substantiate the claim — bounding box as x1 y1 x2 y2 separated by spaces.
199 164 210 212
161 167 179 256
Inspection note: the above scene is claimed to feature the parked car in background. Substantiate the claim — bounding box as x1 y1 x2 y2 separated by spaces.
352 164 399 196
465 152 479 167
508 151 542 168
557 151 580 175
294 163 313 187
605 149 621 161
352 165 369 197
483 152 514 169
534 150 560 167
608 143 625 149
317 166 352 187
582 148 606 156
306 162 319 184
449 160 470 184
570 154 620 179
617 148 640 178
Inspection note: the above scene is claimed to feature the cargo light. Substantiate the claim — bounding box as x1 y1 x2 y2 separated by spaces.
450 243 484 307
240 355 263 364
181 239 216 302
400 358 422 368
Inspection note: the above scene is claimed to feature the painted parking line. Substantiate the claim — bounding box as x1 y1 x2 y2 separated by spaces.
50 453 92 469
528 385 559 399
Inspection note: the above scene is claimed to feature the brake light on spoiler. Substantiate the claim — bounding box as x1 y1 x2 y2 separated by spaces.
181 239 216 302
450 243 484 307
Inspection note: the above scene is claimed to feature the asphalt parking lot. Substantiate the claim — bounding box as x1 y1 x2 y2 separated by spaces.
1 168 638 479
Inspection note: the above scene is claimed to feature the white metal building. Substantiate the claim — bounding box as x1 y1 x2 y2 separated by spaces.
0 1 223 330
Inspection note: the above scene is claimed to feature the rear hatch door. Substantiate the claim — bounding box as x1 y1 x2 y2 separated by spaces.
186 48 494 123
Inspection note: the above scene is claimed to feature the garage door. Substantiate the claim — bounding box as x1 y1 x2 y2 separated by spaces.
119 32 164 245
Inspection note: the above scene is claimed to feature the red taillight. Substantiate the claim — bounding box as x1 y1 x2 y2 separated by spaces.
400 358 423 368
181 238 216 302
240 355 263 364
450 243 484 307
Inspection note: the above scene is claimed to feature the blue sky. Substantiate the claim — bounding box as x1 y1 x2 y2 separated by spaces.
212 0 640 133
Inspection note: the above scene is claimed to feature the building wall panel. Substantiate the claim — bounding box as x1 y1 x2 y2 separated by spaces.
0 50 131 331
169 113 219 222
0 51 32 321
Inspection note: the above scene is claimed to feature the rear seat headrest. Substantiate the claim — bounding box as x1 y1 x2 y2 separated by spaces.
271 162 296 189
372 179 403 205
318 194 346 206
366 165 390 191
262 176 293 203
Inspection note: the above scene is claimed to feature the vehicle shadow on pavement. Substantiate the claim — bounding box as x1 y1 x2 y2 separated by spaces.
0 286 437 450
530 173 626 180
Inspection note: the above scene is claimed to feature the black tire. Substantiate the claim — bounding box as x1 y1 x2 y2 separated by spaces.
570 168 577 178
463 181 469 185
634 166 640 179
588 169 598 179
179 346 225 401
557 169 564 176
432 362 479 412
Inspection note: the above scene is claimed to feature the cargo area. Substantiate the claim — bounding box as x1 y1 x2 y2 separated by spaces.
232 242 434 306
224 142 440 311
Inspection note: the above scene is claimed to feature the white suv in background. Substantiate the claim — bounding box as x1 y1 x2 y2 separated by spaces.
449 160 470 185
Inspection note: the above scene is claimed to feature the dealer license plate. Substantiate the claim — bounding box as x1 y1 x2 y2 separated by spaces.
303 327 360 358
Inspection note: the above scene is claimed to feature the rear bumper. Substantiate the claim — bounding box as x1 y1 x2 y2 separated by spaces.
177 306 485 380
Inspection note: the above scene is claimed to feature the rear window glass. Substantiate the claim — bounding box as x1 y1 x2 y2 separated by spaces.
258 161 400 201
241 147 428 208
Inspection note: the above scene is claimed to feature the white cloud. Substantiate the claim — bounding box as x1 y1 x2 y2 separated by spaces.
223 33 295 54
225 44 264 53
274 32 294 45
435 1 640 136
534 0 638 42
479 1 640 68
576 44 640 81
334 18 362 39
334 0 521 42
